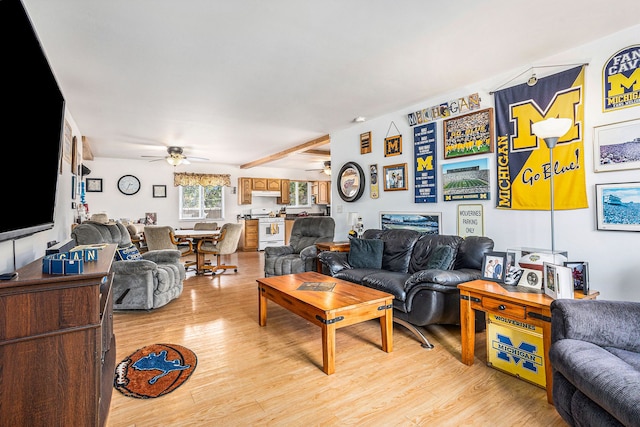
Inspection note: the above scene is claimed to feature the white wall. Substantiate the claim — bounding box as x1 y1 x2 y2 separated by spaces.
81 158 326 228
329 24 640 302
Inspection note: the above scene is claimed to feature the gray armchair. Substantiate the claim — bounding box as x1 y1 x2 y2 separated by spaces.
549 299 640 426
264 216 335 277
71 220 186 310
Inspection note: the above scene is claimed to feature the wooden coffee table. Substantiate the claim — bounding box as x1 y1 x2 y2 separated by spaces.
257 271 394 375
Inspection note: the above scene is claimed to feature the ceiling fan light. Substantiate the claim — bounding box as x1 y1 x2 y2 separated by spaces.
166 156 183 166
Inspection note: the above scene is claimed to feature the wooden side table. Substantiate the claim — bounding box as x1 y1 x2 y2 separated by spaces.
458 279 598 404
315 241 350 273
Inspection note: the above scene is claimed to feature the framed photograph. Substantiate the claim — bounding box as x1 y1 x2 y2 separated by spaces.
380 212 441 234
383 163 408 191
481 251 507 283
593 118 640 172
564 261 589 294
442 157 490 201
360 131 372 154
86 178 103 192
153 185 167 198
595 182 640 231
443 108 494 159
544 262 574 300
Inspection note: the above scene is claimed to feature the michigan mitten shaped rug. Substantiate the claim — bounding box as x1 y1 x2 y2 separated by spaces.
114 343 197 399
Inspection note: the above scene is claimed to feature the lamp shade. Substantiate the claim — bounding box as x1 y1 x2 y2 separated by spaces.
531 118 572 140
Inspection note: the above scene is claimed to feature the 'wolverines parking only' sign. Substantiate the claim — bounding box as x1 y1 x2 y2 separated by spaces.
603 45 640 112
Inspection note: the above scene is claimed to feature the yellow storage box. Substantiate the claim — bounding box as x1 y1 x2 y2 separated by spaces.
486 313 546 388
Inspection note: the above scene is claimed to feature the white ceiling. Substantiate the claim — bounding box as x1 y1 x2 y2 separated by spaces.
23 0 640 171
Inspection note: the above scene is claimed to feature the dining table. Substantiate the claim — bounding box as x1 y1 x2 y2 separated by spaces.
174 229 221 274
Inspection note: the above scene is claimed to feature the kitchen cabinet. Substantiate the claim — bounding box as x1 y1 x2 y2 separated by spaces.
311 180 331 205
317 180 330 204
238 177 252 205
278 179 290 205
240 219 258 251
284 219 295 245
251 178 280 191
1 244 117 426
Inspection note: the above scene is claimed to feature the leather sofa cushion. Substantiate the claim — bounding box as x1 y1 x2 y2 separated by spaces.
371 229 421 273
348 238 384 269
334 268 381 285
454 236 495 270
424 245 455 270
361 271 410 302
409 235 462 273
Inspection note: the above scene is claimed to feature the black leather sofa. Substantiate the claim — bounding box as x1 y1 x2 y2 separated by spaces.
318 228 494 348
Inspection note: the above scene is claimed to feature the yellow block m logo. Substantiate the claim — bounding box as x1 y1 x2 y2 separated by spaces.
509 87 581 151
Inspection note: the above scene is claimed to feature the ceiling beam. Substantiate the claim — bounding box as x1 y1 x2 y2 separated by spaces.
302 149 330 157
240 134 330 169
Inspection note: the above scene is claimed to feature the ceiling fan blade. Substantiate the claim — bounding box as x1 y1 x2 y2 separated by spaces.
181 158 191 165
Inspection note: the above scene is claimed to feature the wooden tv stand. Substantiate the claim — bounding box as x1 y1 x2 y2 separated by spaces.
0 244 117 426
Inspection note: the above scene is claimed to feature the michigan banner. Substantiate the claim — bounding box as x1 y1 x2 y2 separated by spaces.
494 66 588 210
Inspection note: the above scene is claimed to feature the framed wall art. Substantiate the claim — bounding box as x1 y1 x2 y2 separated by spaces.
86 178 103 192
380 212 441 234
383 163 407 191
442 157 490 201
153 185 167 198
593 118 640 172
337 161 365 202
360 131 372 154
595 182 640 231
457 204 483 237
443 107 494 159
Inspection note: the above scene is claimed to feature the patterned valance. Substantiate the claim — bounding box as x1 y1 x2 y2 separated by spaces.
173 172 231 187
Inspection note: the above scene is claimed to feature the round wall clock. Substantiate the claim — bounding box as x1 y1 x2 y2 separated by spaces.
117 174 141 195
337 161 365 202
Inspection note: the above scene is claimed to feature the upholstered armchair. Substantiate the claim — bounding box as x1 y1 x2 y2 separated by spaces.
264 216 335 277
197 223 243 274
71 220 186 310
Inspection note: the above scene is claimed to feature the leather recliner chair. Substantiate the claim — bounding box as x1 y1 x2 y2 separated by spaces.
264 216 335 277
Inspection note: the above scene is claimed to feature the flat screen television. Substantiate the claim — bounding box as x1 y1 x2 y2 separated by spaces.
0 0 65 243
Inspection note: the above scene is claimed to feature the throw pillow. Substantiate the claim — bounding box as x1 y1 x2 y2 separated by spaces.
348 238 384 269
425 245 455 270
115 244 143 261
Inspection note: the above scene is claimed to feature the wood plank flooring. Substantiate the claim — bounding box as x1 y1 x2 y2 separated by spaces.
107 251 565 427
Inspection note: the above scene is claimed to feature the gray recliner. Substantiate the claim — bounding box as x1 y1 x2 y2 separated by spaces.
264 216 335 277
71 220 186 310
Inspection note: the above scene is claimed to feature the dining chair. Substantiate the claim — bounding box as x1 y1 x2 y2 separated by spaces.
143 226 194 268
196 223 243 275
193 222 219 230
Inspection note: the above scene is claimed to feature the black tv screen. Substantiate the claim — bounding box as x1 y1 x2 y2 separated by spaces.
0 0 65 243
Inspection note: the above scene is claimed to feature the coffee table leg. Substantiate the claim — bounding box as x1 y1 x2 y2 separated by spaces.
380 306 393 353
258 287 267 326
321 323 336 375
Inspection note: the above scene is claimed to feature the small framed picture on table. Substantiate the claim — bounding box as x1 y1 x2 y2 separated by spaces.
564 261 589 294
481 251 507 283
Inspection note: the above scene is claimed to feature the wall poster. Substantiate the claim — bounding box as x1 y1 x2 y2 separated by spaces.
442 157 490 201
603 45 640 112
413 122 437 203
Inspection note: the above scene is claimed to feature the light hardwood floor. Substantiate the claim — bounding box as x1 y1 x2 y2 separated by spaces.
107 251 565 427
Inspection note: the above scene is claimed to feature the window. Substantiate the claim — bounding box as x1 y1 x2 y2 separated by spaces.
288 181 310 207
179 185 224 220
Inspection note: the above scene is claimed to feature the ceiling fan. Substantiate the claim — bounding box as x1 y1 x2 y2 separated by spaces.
306 161 331 175
141 146 209 166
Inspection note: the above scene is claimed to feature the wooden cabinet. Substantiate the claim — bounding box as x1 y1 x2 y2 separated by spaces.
284 219 295 245
0 244 117 426
240 219 258 251
252 178 267 191
267 179 280 191
317 180 330 204
311 180 331 204
278 179 290 205
238 177 252 205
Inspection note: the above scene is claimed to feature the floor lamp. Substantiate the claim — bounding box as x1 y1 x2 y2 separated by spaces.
531 118 572 255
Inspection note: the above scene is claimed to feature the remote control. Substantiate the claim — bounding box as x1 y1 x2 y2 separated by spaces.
0 272 18 280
